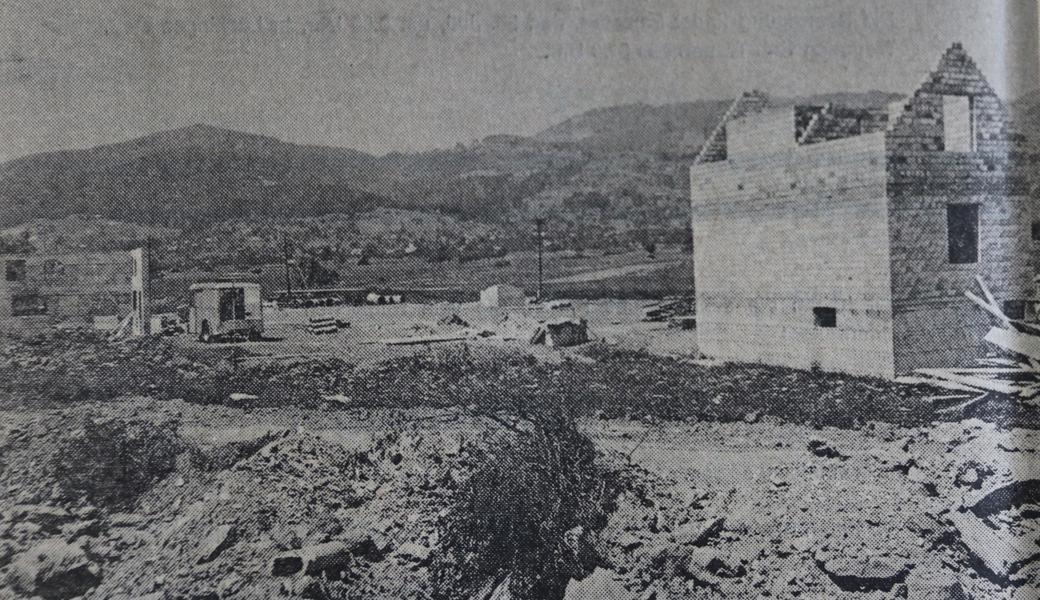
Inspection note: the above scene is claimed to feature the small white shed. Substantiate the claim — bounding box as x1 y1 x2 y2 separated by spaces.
480 284 526 308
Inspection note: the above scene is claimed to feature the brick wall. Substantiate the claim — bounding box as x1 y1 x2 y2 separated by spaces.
695 91 771 164
887 43 1027 155
688 43 1039 378
691 133 896 377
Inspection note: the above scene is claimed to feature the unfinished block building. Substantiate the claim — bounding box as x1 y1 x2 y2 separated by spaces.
689 44 1038 377
0 248 149 336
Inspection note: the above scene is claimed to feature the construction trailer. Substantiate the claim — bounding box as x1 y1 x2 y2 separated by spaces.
0 248 149 336
689 43 1039 378
188 281 264 342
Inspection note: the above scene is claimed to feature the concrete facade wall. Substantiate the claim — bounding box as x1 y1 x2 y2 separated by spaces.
690 133 896 377
0 249 149 335
726 109 797 161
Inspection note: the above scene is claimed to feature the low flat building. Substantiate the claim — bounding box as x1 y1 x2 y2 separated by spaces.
0 248 149 335
689 44 1038 377
480 284 526 308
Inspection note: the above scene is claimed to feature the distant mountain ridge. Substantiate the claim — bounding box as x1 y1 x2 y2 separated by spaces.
532 91 905 154
0 90 914 231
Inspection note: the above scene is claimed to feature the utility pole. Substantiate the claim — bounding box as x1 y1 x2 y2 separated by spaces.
535 217 545 302
283 235 292 298
144 235 153 335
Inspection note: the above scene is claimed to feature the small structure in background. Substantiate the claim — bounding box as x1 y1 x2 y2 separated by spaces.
0 248 149 336
530 318 589 347
480 284 526 308
365 292 403 305
188 281 263 342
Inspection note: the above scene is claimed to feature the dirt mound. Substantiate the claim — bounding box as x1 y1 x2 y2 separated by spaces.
0 405 507 599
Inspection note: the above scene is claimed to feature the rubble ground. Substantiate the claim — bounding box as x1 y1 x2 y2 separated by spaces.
2 398 1039 599
2 333 1040 598
0 329 941 428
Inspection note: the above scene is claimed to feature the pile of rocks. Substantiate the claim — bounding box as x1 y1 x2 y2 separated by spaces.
0 407 491 600
575 418 1040 599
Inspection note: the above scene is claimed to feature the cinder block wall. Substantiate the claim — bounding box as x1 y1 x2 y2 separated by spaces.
726 109 798 159
691 133 896 377
887 154 1036 372
885 42 1039 373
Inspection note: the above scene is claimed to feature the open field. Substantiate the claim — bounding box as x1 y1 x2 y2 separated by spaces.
176 299 697 367
152 248 695 307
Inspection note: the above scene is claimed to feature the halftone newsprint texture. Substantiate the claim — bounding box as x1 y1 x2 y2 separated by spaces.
1 1 1040 598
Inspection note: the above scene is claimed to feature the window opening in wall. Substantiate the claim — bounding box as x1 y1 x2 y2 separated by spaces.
11 294 48 316
218 288 246 322
5 259 25 282
813 306 837 328
947 204 979 264
942 95 975 152
1032 221 1040 241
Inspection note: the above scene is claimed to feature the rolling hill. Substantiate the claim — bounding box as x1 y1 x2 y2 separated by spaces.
0 90 914 250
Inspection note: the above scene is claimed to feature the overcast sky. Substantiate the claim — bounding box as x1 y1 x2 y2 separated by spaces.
0 0 1037 160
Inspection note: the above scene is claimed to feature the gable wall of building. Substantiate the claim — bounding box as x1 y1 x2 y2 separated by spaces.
885 43 1039 372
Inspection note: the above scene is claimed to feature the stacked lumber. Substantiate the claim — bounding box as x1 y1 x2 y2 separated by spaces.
903 277 1040 410
381 332 471 346
642 297 695 323
307 316 339 335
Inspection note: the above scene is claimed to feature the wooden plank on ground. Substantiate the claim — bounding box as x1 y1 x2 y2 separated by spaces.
949 511 1040 579
382 333 471 346
944 367 1033 375
978 357 1023 367
965 290 1011 327
915 368 1024 395
1019 383 1040 399
975 276 1002 309
935 393 989 415
895 376 980 393
984 327 1040 362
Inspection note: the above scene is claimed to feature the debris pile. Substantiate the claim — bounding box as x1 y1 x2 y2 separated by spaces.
902 277 1040 412
0 409 499 600
2 387 1039 599
583 416 1040 599
530 318 589 347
